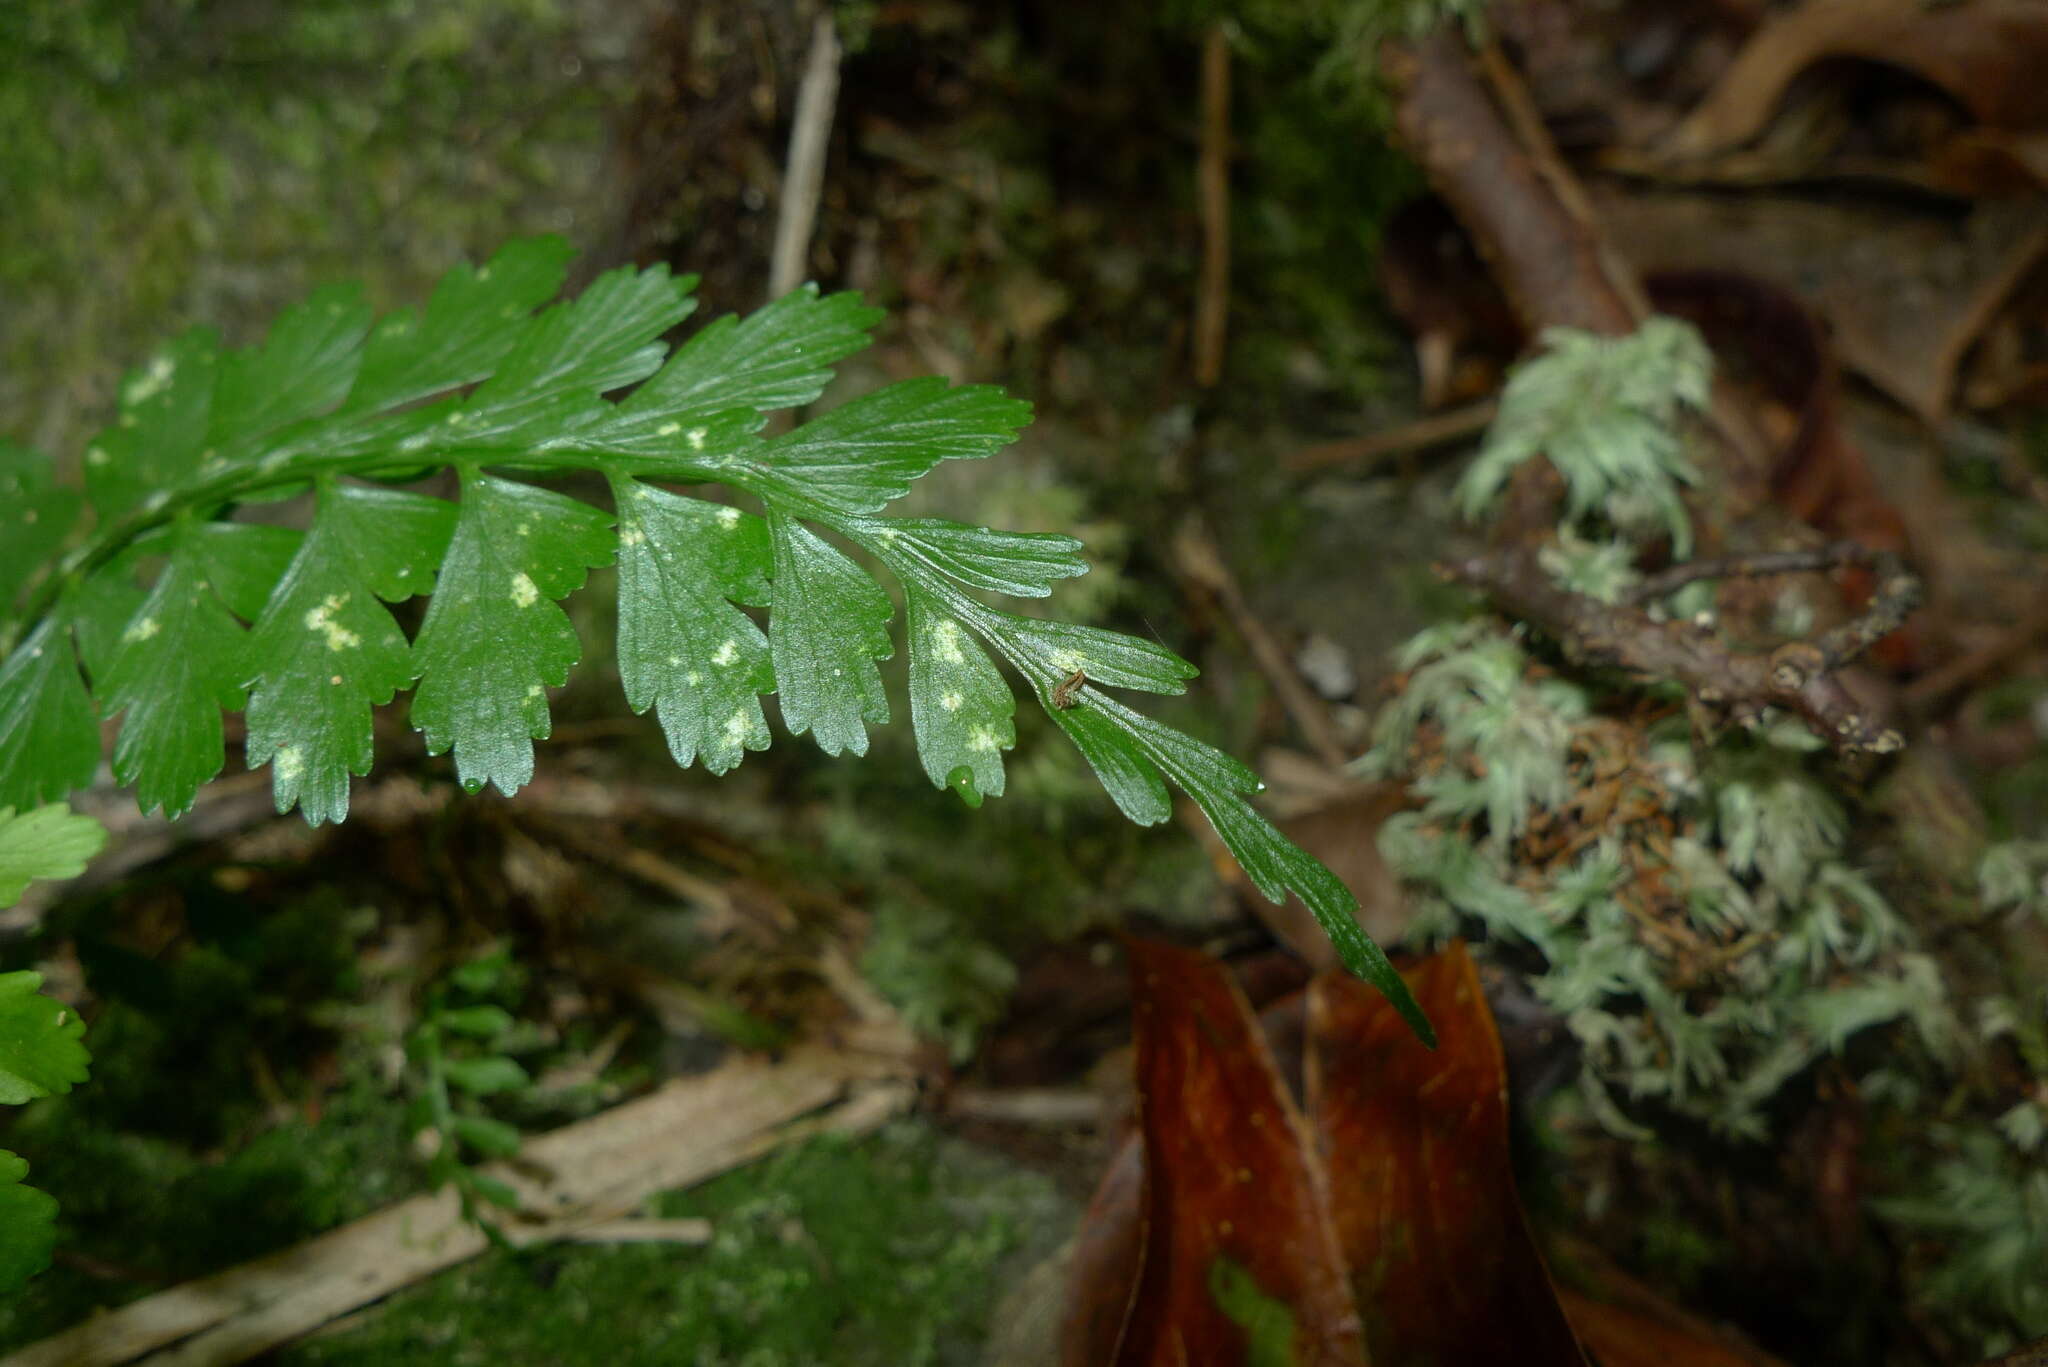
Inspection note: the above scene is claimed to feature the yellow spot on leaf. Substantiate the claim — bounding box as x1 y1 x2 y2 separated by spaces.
510 572 540 607
123 354 176 405
303 593 361 651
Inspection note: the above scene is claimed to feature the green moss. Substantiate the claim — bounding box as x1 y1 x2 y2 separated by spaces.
0 0 629 463
280 1120 1071 1367
0 1064 417 1350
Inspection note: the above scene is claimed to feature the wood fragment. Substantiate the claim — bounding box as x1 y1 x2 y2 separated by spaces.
1445 542 1918 758
4 1049 913 1367
1286 399 1497 477
1170 516 1350 769
767 13 842 305
560 1217 714 1244
1194 24 1232 387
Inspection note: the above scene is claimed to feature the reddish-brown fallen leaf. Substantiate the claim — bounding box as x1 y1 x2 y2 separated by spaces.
1306 943 1588 1367
1550 1236 1793 1367
1061 1131 1147 1366
1599 187 2048 426
1113 938 1367 1367
1558 1289 1784 1367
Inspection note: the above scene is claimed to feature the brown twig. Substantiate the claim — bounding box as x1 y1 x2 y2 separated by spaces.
1194 24 1232 387
1900 593 2048 715
1473 40 1652 326
1387 32 1772 525
767 13 841 304
1171 515 1351 769
1286 398 1497 477
1623 541 1882 610
1386 34 1636 342
1446 542 1918 757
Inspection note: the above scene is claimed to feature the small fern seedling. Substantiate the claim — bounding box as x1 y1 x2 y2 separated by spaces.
408 949 536 1229
0 238 1428 1041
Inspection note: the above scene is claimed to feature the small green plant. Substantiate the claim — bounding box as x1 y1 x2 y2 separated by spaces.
406 948 536 1225
0 804 101 1291
1874 1122 2048 1352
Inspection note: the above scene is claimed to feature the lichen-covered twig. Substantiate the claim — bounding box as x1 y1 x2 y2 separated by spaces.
1444 541 1919 757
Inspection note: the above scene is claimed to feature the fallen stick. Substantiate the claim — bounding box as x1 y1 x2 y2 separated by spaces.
1285 399 1497 477
1194 23 1232 387
767 13 842 305
4 1046 914 1367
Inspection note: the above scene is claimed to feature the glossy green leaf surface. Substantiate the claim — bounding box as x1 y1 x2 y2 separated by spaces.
768 511 894 757
0 618 100 810
0 806 105 909
613 481 776 775
410 473 614 795
759 377 1032 514
0 442 82 626
0 238 1430 1043
906 591 1015 805
0 970 90 1103
244 483 457 824
0 1152 58 1294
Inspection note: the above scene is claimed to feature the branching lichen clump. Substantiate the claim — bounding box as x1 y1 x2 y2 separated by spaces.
1366 317 2048 1350
1361 620 1951 1139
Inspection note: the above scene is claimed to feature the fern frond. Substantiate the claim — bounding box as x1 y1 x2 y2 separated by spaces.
0 239 1430 1041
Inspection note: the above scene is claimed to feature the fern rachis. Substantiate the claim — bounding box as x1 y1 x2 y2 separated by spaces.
0 237 1429 1043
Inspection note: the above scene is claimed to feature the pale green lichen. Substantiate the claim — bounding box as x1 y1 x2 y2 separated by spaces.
1457 318 1712 554
1365 616 1950 1142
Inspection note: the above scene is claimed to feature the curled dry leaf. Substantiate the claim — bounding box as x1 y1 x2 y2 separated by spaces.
1305 945 1588 1367
1064 940 1797 1367
1093 937 1367 1367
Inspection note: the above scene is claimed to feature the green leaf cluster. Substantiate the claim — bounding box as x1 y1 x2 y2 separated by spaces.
1457 317 1712 554
0 804 101 1291
0 238 1426 1043
0 970 91 1293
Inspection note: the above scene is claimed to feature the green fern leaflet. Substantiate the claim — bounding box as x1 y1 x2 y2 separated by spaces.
0 238 1429 1043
